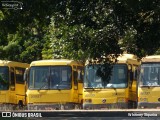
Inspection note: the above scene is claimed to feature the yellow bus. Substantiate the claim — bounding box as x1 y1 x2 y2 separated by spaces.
82 54 140 109
24 59 83 110
0 60 29 110
137 55 160 108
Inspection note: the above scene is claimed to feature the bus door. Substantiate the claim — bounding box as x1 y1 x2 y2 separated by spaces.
15 67 26 106
10 67 16 104
73 66 78 103
77 66 83 104
128 64 138 108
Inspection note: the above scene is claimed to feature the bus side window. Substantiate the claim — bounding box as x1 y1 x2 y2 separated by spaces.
77 66 84 83
10 67 15 90
15 67 25 84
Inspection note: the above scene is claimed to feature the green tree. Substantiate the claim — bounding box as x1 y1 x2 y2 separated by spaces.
0 0 160 64
117 0 160 57
43 0 123 61
42 0 125 83
42 0 160 83
0 0 61 63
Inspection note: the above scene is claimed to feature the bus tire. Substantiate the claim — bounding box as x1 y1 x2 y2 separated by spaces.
18 100 23 109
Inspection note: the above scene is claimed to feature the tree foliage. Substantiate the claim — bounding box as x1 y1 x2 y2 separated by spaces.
42 0 160 82
119 0 160 57
44 1 124 61
0 0 60 63
0 0 160 64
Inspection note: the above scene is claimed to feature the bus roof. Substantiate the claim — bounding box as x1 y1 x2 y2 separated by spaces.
0 60 11 64
142 55 160 63
85 54 139 65
0 60 29 67
117 54 137 62
30 59 83 66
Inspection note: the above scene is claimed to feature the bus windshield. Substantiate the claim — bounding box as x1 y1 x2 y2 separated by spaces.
0 66 9 90
138 63 160 86
84 64 128 88
28 66 72 90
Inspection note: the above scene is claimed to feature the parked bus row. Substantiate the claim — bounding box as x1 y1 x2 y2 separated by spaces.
0 54 160 110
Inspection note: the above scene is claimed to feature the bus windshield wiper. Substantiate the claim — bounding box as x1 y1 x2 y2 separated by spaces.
84 87 95 91
56 84 61 91
107 83 117 95
85 86 95 89
84 83 95 90
38 82 48 91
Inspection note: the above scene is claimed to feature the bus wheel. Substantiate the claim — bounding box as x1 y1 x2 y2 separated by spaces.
133 101 137 108
13 105 17 110
60 105 64 110
18 100 23 109
9 104 14 110
75 104 80 109
128 101 133 109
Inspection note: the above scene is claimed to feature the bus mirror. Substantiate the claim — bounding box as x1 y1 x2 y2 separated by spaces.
74 70 83 82
24 68 28 81
77 70 83 82
23 73 26 81
137 66 140 76
77 71 81 81
128 64 132 71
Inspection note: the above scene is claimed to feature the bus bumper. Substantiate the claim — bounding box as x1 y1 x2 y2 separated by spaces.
0 104 16 110
138 102 160 108
27 103 80 110
83 103 128 109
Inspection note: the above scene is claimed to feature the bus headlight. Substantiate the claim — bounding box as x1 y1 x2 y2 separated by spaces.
117 97 126 103
139 98 148 102
84 99 92 103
